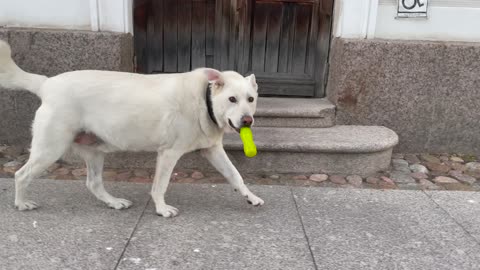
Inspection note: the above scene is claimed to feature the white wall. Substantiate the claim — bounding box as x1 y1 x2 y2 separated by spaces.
0 0 132 33
375 0 480 42
334 0 480 42
333 0 378 39
0 0 91 30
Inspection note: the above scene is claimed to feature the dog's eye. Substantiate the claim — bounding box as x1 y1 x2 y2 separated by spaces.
229 96 237 103
248 97 254 103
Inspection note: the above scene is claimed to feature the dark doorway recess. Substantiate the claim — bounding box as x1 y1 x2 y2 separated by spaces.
134 0 334 97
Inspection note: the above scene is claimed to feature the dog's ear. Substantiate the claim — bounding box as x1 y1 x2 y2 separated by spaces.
246 74 257 92
203 68 224 87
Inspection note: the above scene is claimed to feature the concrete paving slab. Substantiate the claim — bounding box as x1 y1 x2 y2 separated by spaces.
0 179 150 270
293 188 480 270
117 184 315 270
425 191 480 243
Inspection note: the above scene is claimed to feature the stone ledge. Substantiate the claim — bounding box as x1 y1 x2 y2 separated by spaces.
98 148 393 177
254 97 336 128
255 97 335 118
224 126 399 154
64 126 398 176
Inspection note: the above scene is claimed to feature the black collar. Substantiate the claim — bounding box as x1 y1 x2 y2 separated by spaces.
206 83 218 126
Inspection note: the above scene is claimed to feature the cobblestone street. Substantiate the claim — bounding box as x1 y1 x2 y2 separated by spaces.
2 145 479 191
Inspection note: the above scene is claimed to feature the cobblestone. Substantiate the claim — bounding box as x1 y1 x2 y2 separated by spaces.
103 170 118 181
447 161 466 172
389 171 415 184
293 175 308 181
409 164 428 174
466 162 480 178
411 172 428 180
450 156 464 163
330 175 347 185
346 175 363 187
378 176 396 189
404 154 420 164
419 179 441 190
309 174 328 182
420 154 441 164
366 177 379 184
392 159 410 172
191 171 205 180
433 176 459 184
424 162 450 174
449 170 476 185
116 171 132 181
133 169 150 178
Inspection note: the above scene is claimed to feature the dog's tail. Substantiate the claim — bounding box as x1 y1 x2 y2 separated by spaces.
0 40 47 96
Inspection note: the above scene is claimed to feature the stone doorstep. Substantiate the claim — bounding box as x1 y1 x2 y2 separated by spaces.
254 97 336 128
81 125 398 177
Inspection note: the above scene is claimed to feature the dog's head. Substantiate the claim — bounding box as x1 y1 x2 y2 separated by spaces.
204 69 258 133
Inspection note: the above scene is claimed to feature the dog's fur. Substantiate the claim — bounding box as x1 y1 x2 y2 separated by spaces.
0 40 264 217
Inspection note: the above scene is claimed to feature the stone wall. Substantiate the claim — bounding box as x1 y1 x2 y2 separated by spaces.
0 27 133 145
327 38 480 155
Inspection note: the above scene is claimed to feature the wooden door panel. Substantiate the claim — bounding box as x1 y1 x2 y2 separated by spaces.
242 0 321 96
163 0 178 72
264 4 283 73
134 0 219 73
277 4 292 73
151 0 163 72
291 3 312 74
177 0 192 72
252 2 316 75
251 2 269 72
215 0 237 70
191 0 207 69
205 0 216 67
134 0 333 97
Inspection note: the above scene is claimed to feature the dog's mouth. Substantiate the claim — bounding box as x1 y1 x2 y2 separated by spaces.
228 119 241 133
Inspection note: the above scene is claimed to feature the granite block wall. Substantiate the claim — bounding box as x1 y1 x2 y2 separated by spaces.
0 27 133 145
327 38 480 155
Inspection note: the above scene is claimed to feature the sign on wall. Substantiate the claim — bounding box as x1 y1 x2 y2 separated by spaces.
397 0 428 18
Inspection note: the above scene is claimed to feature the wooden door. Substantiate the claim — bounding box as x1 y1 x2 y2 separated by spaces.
134 0 333 97
134 0 217 73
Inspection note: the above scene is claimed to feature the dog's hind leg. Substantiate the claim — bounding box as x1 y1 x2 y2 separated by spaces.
15 106 74 210
201 144 264 206
77 148 132 209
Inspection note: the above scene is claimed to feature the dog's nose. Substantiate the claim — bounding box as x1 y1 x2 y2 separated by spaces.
242 115 253 127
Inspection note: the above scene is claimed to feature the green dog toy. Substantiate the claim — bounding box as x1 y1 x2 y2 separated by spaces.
239 127 257 158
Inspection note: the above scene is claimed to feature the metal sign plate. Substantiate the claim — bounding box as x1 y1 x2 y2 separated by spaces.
397 0 428 18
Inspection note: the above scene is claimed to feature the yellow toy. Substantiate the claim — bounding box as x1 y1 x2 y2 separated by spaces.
239 127 257 158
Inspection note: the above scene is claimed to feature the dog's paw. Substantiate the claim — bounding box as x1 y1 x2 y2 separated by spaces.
245 193 264 207
107 198 133 210
156 204 179 218
15 200 39 211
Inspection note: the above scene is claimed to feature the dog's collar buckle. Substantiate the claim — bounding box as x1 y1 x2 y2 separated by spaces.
206 83 218 126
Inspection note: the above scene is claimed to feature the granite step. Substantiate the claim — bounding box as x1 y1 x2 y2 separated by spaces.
101 126 399 177
254 97 335 128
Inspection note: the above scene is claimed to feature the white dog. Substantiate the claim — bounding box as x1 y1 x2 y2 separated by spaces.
0 40 264 217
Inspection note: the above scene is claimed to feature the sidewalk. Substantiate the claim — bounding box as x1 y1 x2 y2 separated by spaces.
1 179 480 270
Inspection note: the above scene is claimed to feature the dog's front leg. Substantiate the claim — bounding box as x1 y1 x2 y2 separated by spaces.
201 145 264 206
151 149 183 217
